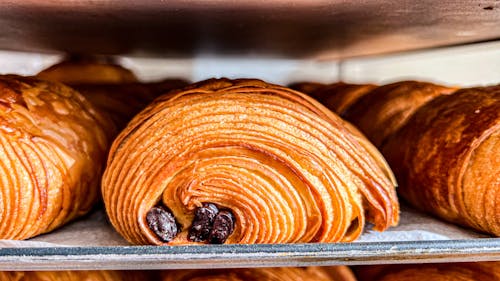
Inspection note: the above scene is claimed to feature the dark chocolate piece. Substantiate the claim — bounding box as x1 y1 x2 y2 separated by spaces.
188 203 219 242
146 206 178 242
208 210 235 244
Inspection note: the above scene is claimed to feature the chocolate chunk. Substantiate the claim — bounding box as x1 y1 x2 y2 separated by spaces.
208 210 235 244
146 206 179 242
188 203 219 242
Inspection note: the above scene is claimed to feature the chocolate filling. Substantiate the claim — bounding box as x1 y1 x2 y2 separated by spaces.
208 210 235 244
188 203 235 244
146 206 179 242
188 203 219 242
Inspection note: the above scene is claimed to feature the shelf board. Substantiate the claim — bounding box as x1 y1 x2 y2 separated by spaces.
0 1 499 58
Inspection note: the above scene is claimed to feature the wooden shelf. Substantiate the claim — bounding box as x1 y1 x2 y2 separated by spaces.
0 1 499 58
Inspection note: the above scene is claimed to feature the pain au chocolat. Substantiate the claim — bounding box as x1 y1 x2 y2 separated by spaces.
288 81 327 96
161 266 357 281
311 80 499 235
383 86 500 236
0 75 111 240
102 78 399 245
37 56 188 129
355 262 500 281
37 55 138 85
0 271 147 281
341 81 456 148
290 82 377 117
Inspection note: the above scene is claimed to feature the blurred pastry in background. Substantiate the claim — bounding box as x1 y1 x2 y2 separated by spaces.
37 54 138 84
0 270 148 281
289 82 376 117
288 81 326 95
383 86 500 236
0 75 112 240
37 55 188 129
306 79 499 236
355 262 500 281
161 266 357 281
342 81 456 147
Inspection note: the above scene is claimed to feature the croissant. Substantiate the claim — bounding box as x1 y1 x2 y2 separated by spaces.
291 82 377 117
0 75 111 239
38 56 188 129
383 86 500 236
102 78 399 245
161 266 357 281
37 55 138 84
0 270 147 281
355 262 500 281
288 82 326 95
71 79 188 129
341 81 456 147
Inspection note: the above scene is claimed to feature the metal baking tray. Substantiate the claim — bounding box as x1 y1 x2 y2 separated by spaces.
0 1 499 59
0 205 498 270
1 239 499 271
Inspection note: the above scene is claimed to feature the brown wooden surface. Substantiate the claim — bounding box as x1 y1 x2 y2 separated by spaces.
0 1 499 58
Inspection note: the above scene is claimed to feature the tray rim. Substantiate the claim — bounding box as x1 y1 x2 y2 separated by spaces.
0 238 499 270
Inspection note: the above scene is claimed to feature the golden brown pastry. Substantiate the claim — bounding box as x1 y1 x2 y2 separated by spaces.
37 55 138 84
37 56 188 129
161 266 356 281
342 81 456 147
72 79 188 129
383 86 500 236
0 270 147 281
309 83 377 117
289 82 396 185
0 75 111 239
288 81 326 95
102 78 399 245
355 262 500 281
309 80 499 235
